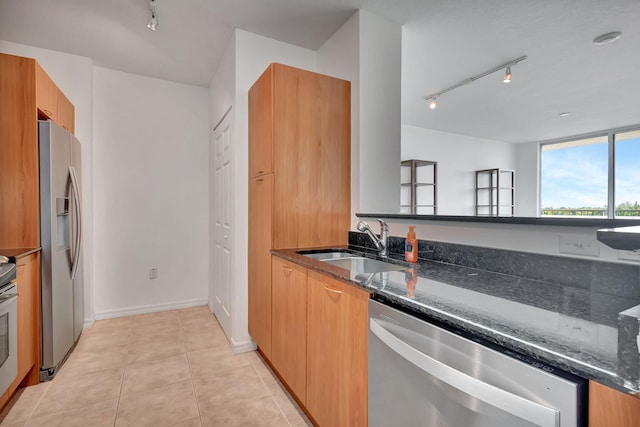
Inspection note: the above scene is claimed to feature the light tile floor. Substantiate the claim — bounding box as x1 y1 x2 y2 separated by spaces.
0 306 311 426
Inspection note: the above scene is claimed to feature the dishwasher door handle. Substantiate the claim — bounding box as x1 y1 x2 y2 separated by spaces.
370 318 560 427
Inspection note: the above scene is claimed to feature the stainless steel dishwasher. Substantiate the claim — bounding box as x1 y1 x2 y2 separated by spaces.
368 299 587 427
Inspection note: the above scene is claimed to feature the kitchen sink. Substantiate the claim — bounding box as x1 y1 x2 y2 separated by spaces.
298 249 357 261
322 257 406 273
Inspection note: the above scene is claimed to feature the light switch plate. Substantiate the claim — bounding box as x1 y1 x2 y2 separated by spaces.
559 235 600 257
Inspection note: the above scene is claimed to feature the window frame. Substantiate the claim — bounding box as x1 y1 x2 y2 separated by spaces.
539 124 640 219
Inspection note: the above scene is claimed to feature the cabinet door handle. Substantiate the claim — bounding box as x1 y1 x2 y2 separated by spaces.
257 170 264 174
324 286 342 294
44 109 52 117
256 178 264 183
281 266 293 275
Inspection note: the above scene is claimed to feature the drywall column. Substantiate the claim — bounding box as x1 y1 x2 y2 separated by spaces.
358 10 402 214
515 141 540 217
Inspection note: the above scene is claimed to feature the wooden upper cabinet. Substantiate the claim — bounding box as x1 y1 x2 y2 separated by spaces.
271 257 307 405
248 65 274 178
35 62 57 121
0 54 39 249
271 64 351 249
306 271 368 427
57 87 75 134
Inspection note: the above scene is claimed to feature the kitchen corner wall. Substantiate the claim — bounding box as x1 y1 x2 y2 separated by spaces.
92 67 209 318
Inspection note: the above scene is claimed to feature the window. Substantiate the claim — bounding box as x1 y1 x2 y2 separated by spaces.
540 127 640 219
615 130 640 217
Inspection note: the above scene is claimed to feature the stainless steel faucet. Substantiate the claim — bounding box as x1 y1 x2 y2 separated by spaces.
357 219 389 258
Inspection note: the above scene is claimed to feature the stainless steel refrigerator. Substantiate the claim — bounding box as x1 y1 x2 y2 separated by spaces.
38 120 84 381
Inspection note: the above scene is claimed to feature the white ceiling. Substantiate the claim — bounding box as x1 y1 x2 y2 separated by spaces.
1 0 638 143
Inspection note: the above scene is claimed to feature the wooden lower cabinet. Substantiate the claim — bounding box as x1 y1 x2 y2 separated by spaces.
14 252 41 388
271 257 307 404
306 270 368 427
589 380 640 427
0 251 41 410
248 174 274 359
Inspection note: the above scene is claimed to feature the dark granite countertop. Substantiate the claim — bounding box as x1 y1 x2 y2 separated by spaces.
272 246 640 394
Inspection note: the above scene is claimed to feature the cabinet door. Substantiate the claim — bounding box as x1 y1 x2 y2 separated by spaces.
11 252 40 393
248 174 273 358
0 54 39 249
35 62 57 121
306 271 368 427
272 64 351 249
248 65 274 178
271 257 307 404
56 88 75 134
589 381 640 427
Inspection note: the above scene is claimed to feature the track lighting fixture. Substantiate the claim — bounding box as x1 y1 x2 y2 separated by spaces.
424 55 527 110
147 0 158 31
503 66 512 83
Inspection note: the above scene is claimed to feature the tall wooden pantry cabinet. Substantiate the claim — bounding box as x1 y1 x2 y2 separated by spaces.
247 63 351 359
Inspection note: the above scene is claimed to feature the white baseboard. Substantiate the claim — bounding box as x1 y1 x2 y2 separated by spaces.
207 299 255 354
231 338 257 354
91 298 209 322
83 318 96 329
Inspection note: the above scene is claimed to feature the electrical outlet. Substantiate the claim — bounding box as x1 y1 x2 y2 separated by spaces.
618 250 640 262
558 235 600 257
149 267 158 279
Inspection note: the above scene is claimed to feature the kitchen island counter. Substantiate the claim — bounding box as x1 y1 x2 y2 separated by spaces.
273 246 640 394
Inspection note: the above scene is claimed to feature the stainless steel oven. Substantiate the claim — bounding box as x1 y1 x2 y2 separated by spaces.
368 299 587 427
0 263 18 395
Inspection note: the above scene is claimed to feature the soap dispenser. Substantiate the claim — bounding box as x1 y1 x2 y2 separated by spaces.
405 226 418 263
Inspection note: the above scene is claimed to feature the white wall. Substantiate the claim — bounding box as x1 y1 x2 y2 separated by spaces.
92 67 209 318
358 10 402 214
316 12 360 224
515 141 540 217
0 40 96 324
402 124 517 215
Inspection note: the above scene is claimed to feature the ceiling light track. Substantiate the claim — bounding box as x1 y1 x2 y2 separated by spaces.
424 55 527 109
147 0 158 31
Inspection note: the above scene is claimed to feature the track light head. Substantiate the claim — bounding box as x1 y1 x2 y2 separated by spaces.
147 0 158 31
503 66 512 83
429 98 438 110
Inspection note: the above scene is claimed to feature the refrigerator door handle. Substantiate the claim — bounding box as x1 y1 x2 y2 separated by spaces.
69 166 82 281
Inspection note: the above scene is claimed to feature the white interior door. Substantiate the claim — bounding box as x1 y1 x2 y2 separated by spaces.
210 109 233 337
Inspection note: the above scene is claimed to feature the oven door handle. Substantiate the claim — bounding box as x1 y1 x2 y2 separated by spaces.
370 318 560 427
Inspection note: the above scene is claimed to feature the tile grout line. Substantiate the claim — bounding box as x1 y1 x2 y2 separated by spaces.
113 326 133 427
182 316 204 424
247 352 295 427
22 381 51 425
